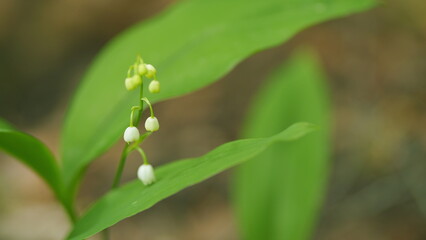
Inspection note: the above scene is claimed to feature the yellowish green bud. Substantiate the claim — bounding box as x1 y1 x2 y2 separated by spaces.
125 75 142 91
145 64 156 78
125 77 133 90
132 74 142 85
148 80 160 93
138 64 147 75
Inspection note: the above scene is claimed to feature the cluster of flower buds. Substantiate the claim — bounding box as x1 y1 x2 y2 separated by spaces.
124 56 160 94
122 56 161 185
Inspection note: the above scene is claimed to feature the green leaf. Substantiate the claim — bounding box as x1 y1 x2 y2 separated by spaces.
61 0 377 196
0 118 14 130
0 118 62 201
232 50 331 240
67 122 315 240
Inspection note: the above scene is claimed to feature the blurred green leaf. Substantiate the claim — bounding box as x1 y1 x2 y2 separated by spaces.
0 118 62 201
233 50 331 240
0 118 14 130
61 0 376 199
67 123 315 240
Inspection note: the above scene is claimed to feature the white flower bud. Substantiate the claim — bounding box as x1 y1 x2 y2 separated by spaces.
123 126 140 143
145 116 159 132
148 80 160 93
145 64 156 78
137 164 155 185
125 75 142 91
138 64 147 75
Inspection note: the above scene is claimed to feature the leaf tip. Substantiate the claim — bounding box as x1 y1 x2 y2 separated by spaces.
273 122 317 142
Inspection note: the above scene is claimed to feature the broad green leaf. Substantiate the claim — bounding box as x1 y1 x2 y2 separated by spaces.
67 122 315 240
0 118 63 201
233 50 331 240
61 0 377 197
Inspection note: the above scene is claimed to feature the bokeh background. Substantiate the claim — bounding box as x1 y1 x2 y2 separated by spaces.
1 0 425 239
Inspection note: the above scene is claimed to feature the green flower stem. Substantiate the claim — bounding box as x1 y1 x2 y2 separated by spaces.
111 132 152 189
105 132 151 240
129 106 141 126
126 65 134 77
111 145 130 189
141 97 154 118
104 58 149 240
135 82 144 124
137 55 144 64
135 147 148 165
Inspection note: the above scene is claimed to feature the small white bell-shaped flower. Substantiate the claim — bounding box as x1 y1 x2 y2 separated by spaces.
145 64 157 78
123 126 140 143
145 116 159 132
137 164 156 185
148 80 160 93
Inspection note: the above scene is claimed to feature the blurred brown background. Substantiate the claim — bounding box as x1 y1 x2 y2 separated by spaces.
0 0 425 239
